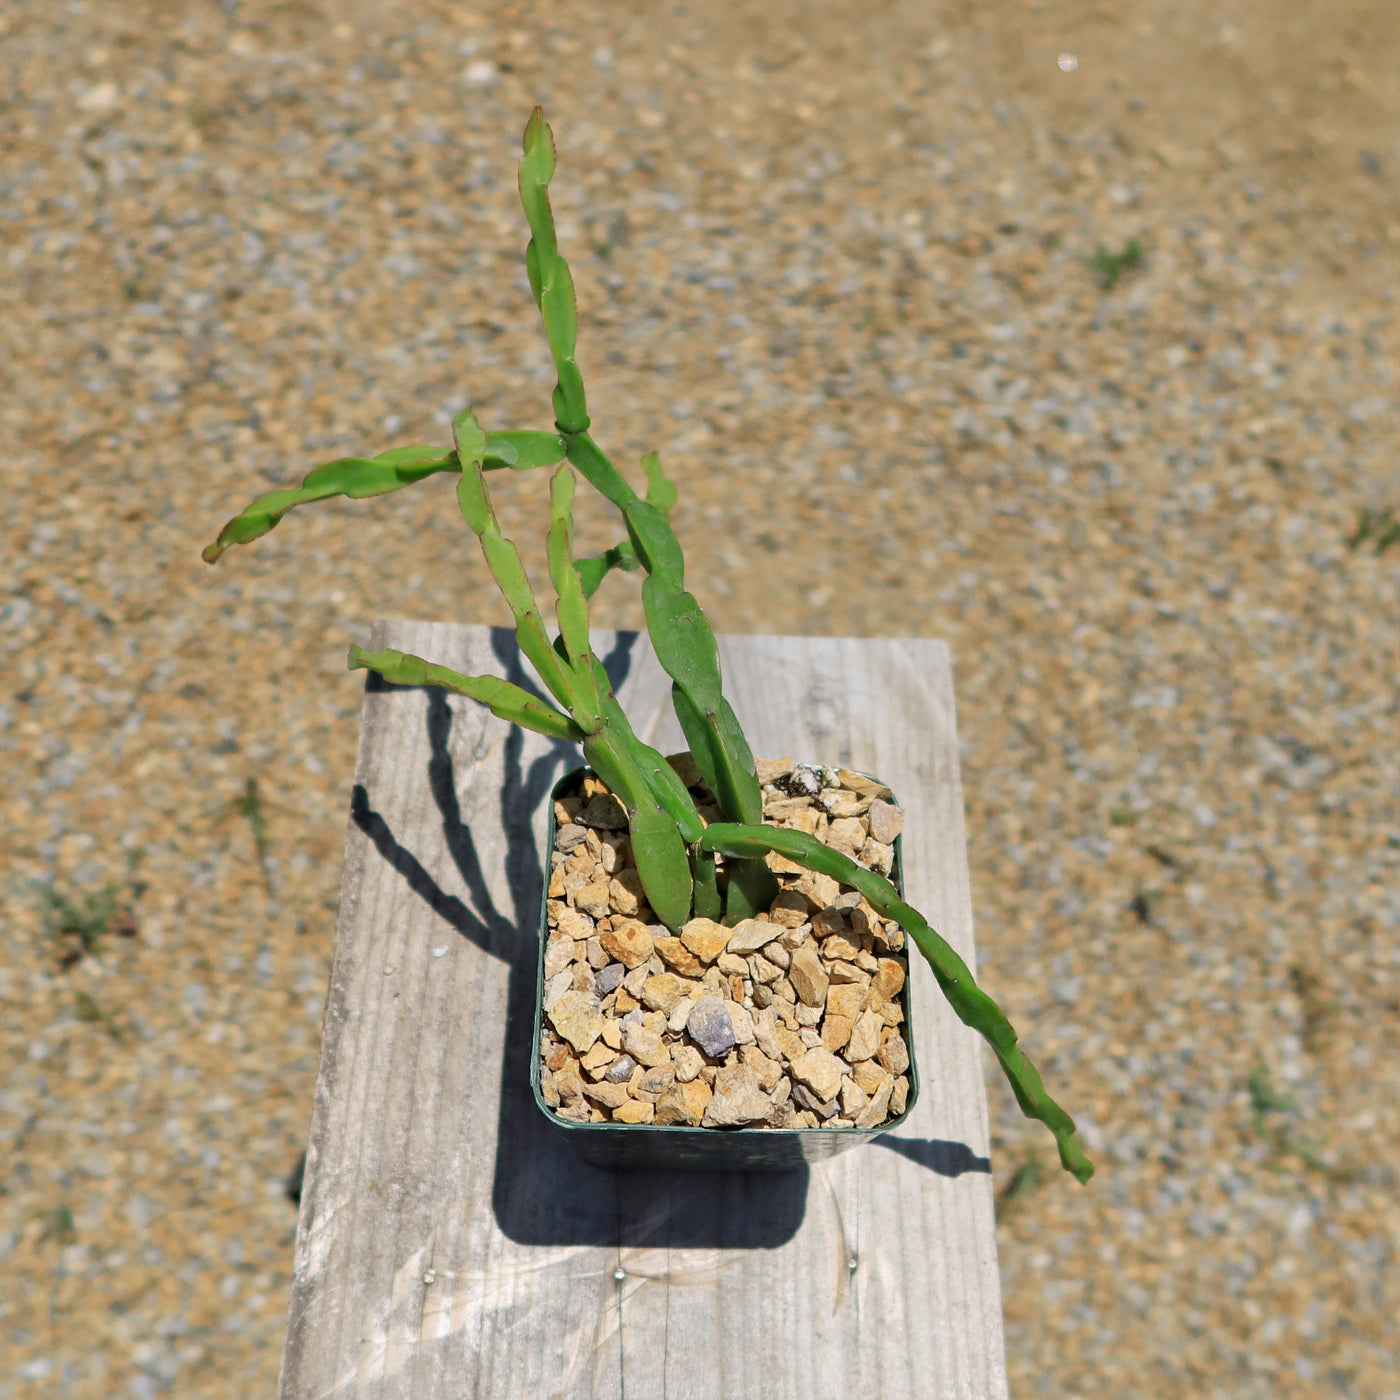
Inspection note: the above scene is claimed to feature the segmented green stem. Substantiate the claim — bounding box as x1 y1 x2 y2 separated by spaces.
454 410 701 927
516 110 773 914
575 539 640 598
560 435 764 835
700 822 1096 1183
545 465 602 717
519 107 589 435
346 646 585 742
202 433 566 564
451 409 599 730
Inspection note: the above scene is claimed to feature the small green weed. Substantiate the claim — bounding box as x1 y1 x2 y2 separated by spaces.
234 776 275 894
1246 1063 1355 1182
37 850 142 966
1347 507 1400 555
235 776 270 860
1129 886 1162 925
996 1153 1045 1213
74 989 124 1040
41 884 134 966
1108 806 1139 827
37 845 142 968
35 1204 76 1248
1086 237 1144 290
1289 963 1337 1054
1247 1063 1296 1133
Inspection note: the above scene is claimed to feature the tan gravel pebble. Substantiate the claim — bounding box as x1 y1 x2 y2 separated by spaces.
679 918 732 963
599 919 654 969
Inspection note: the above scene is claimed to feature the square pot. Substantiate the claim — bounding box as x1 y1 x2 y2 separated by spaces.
532 763 920 1171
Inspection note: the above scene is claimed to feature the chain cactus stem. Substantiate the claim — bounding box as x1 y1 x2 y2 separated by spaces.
556 428 762 839
345 646 585 742
519 106 589 435
592 689 705 846
569 452 673 597
450 409 599 731
202 445 457 563
700 822 1095 1183
575 539 640 599
580 731 694 929
201 431 571 565
452 407 699 925
640 451 678 516
545 465 601 717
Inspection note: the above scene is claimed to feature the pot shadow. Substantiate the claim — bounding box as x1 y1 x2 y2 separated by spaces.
349 627 809 1249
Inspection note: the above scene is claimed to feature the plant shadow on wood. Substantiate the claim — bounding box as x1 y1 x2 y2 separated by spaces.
874 1137 990 1178
349 627 810 1248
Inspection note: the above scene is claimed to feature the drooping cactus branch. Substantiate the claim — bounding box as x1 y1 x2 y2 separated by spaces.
201 431 567 563
345 646 585 742
702 823 1095 1184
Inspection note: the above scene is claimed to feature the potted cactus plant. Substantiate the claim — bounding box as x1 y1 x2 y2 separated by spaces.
203 109 1093 1185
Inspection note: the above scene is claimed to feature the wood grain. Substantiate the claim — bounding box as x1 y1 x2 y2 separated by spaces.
279 621 1008 1400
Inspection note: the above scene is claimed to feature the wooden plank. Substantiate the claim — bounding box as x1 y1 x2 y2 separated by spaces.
280 621 1008 1400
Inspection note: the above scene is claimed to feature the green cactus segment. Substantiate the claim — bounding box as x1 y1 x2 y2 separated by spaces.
667 676 773 920
669 681 765 829
593 693 704 844
451 411 491 529
485 430 568 469
347 645 585 742
542 256 579 359
575 539 640 599
559 431 685 588
200 433 566 564
689 847 723 922
518 107 557 260
699 823 1096 1185
518 107 588 435
641 450 677 516
641 576 722 701
560 429 638 505
552 372 588 438
721 853 781 925
621 499 685 587
451 409 597 728
639 569 763 830
623 806 694 931
202 445 459 563
545 465 601 716
581 732 694 929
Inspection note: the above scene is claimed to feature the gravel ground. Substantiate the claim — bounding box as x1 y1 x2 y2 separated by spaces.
2 2 1396 1397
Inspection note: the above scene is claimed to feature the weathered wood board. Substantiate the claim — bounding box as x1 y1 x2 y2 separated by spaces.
279 621 1008 1400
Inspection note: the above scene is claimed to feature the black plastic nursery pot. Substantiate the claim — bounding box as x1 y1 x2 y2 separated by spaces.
531 763 920 1171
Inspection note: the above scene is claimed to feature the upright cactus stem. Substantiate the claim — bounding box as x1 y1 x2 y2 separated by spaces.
520 106 589 436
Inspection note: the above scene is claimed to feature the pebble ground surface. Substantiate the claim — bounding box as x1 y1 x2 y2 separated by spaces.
1 1 1396 1397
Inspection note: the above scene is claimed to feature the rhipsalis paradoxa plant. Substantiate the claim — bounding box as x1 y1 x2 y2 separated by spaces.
203 108 1094 1184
